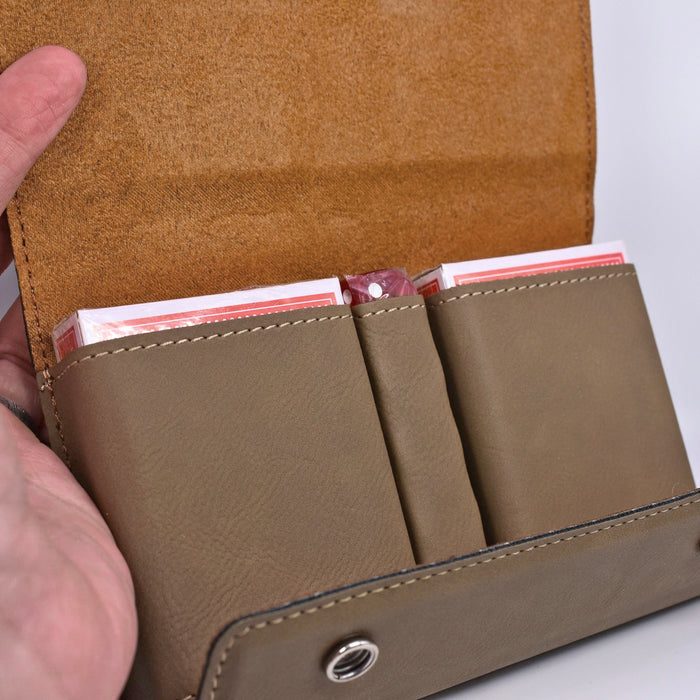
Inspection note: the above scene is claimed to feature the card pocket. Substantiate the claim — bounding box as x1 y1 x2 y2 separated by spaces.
39 305 415 699
425 264 695 545
351 296 486 563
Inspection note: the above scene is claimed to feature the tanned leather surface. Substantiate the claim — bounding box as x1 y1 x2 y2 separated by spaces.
38 306 415 699
352 296 486 564
0 0 595 369
426 264 695 544
200 491 700 700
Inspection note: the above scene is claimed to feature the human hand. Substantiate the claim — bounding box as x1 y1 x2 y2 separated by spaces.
0 47 137 699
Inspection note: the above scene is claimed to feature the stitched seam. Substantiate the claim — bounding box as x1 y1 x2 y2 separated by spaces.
41 313 353 388
207 496 700 697
41 369 69 462
579 0 595 240
13 195 71 463
12 200 47 364
2 47 69 464
355 302 424 319
427 271 635 307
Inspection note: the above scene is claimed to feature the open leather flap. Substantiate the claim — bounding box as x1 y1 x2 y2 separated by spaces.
0 0 595 370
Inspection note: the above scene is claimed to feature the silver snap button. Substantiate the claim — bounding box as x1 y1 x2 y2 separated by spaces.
324 637 379 683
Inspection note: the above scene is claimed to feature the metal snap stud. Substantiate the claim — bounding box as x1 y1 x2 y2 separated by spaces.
324 637 379 683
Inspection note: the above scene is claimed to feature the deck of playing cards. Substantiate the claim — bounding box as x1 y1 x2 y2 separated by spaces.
53 277 344 360
413 241 627 296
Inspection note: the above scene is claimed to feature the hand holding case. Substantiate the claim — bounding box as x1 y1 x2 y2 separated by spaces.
2 2 699 699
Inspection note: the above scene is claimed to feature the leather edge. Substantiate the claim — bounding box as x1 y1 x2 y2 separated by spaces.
198 488 700 699
578 0 597 241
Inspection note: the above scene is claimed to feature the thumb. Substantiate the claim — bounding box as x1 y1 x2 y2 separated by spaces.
0 45 86 210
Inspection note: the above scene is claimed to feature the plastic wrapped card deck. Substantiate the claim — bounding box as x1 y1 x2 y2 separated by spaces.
413 241 628 295
52 277 344 360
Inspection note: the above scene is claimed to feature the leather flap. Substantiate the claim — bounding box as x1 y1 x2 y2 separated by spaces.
199 490 700 700
0 0 595 369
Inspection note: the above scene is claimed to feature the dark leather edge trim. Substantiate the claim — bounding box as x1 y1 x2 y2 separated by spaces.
198 488 700 699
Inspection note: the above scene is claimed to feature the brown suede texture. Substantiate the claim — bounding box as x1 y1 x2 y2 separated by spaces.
0 0 595 370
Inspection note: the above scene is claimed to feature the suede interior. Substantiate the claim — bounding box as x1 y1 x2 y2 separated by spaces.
0 0 595 370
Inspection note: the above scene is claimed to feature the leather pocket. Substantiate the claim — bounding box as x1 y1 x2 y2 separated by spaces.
425 264 695 545
38 305 415 700
351 295 486 563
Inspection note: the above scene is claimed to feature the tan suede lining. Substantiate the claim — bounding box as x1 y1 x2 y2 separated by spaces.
0 0 595 371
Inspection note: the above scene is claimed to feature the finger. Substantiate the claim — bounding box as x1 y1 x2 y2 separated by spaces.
0 45 86 211
0 210 11 273
0 298 43 430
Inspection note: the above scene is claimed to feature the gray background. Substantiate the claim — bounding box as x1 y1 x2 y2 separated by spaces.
1 1 698 696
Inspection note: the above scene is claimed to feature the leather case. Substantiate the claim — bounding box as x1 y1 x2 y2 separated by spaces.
39 305 416 698
351 296 486 563
426 264 695 543
2 2 699 699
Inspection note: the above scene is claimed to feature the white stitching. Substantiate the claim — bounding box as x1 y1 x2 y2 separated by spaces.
428 271 636 307
43 313 353 387
44 272 635 390
207 495 700 698
355 302 424 318
44 302 431 388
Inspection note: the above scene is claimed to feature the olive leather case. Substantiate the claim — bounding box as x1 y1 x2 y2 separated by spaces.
425 264 695 544
351 296 486 563
39 306 416 698
2 2 699 699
